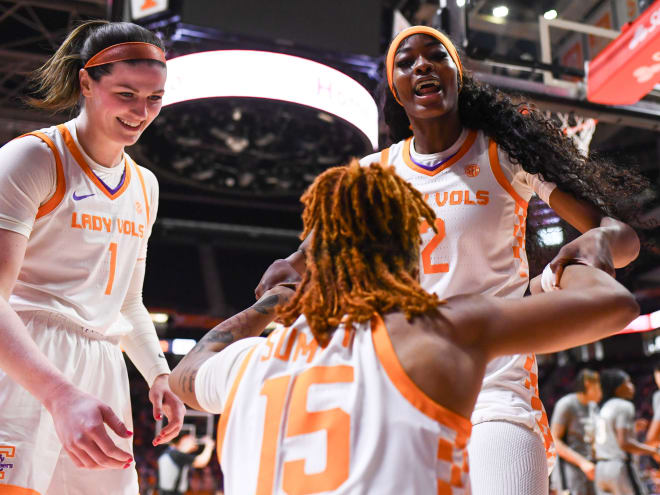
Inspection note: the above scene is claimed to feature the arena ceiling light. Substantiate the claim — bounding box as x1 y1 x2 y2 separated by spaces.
163 50 379 149
543 9 558 20
492 6 509 18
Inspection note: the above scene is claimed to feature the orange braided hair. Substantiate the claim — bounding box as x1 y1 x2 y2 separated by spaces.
277 159 441 342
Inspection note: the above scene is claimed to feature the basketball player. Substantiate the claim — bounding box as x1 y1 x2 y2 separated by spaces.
646 365 660 447
170 161 638 494
550 369 602 495
595 369 660 495
256 25 646 495
0 21 185 494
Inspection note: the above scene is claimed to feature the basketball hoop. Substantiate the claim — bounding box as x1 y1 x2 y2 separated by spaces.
545 111 598 156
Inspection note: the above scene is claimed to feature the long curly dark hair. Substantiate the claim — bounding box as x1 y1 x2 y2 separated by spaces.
381 69 657 234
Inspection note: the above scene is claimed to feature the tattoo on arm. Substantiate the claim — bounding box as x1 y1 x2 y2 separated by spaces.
185 293 283 357
174 291 288 401
252 294 280 315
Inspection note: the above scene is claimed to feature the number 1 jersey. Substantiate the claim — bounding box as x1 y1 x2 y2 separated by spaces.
4 121 157 335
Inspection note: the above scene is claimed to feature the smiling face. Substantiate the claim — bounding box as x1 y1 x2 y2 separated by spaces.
391 34 460 122
79 61 166 148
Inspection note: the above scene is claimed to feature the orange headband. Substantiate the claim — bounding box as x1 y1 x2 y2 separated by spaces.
386 26 463 105
83 42 166 69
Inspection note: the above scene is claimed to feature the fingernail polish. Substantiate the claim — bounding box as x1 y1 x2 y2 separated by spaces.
156 414 162 420
126 430 133 436
124 462 131 469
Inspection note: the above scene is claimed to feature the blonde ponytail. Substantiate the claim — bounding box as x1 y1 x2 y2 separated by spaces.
27 20 108 111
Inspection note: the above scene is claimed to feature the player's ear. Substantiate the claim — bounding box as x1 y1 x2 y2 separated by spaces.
79 69 93 98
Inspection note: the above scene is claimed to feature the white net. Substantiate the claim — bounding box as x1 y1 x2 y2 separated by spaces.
545 111 598 157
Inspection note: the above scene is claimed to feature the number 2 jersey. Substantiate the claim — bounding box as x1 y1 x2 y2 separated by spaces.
0 120 158 336
195 314 472 495
360 128 557 470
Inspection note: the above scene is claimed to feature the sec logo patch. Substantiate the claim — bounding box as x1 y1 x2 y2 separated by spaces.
135 202 143 214
465 164 480 177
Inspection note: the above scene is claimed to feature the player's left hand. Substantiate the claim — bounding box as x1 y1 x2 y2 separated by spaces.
547 228 615 288
149 373 186 446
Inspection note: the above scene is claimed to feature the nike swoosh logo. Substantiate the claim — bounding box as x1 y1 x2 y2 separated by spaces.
73 192 95 201
158 353 165 359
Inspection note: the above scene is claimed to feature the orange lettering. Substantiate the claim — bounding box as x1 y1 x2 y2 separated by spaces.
102 217 112 232
292 332 318 363
449 190 463 205
71 212 82 229
92 215 103 231
464 190 476 205
81 214 92 230
138 224 145 238
275 328 298 361
131 221 139 238
435 192 448 207
261 332 278 361
477 190 489 205
140 0 158 10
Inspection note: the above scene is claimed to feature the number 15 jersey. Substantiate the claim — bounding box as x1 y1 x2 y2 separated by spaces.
195 314 472 495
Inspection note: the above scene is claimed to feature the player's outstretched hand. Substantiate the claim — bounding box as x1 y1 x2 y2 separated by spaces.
150 373 186 446
44 385 133 469
255 258 302 300
548 228 615 288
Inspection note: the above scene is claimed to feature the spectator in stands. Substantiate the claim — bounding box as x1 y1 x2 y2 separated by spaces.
551 369 602 495
158 432 215 495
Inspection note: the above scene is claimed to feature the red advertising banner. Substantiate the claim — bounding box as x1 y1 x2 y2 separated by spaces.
587 0 660 105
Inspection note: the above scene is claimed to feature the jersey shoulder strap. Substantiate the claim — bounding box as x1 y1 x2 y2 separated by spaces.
15 130 66 219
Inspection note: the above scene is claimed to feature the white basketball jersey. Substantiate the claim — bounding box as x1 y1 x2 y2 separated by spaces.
361 129 556 469
9 122 156 335
213 314 471 495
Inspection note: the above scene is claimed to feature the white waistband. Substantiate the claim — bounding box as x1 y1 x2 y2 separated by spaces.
18 310 121 345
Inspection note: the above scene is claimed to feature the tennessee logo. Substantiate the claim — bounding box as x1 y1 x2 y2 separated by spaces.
464 164 480 177
135 201 143 214
0 445 16 480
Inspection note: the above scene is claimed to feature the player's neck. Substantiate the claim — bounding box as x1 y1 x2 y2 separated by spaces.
74 115 124 168
576 392 590 405
409 114 462 154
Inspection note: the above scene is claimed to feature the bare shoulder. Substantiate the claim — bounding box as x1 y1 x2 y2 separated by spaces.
382 309 488 418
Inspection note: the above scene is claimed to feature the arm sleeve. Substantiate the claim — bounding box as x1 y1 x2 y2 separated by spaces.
119 259 170 386
0 136 57 237
497 146 557 204
194 337 264 414
119 173 169 387
653 391 660 422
